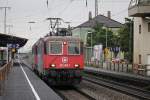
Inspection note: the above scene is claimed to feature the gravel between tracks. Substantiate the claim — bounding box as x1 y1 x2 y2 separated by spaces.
57 89 90 100
76 80 139 100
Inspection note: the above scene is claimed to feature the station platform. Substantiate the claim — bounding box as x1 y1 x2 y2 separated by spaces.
0 60 62 100
85 66 150 83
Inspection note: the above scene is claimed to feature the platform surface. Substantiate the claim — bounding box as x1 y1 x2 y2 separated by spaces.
0 60 62 100
85 66 150 82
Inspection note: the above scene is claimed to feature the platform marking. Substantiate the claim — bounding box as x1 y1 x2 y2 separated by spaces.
18 60 41 100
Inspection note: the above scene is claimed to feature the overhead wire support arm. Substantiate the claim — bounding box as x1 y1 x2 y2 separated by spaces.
95 0 98 17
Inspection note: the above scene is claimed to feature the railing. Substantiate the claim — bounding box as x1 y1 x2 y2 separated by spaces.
85 61 148 76
0 61 13 96
138 0 150 5
129 0 150 9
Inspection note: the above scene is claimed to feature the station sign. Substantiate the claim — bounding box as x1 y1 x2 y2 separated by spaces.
7 44 20 49
110 47 120 53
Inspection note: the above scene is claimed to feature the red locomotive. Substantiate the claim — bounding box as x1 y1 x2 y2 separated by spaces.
32 35 84 85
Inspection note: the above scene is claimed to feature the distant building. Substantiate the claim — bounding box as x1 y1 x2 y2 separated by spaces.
128 0 150 64
72 12 123 45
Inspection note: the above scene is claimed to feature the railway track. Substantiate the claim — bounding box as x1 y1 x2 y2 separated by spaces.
84 69 150 88
22 60 149 100
53 86 95 100
21 61 95 100
83 74 150 100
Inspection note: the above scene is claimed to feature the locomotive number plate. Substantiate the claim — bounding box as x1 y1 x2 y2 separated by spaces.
62 57 68 64
60 64 70 67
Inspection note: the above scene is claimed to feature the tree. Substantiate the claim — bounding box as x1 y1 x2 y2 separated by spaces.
118 18 133 62
118 26 129 51
86 18 133 62
87 22 113 48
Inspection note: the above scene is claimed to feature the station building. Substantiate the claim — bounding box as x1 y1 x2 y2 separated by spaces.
0 33 28 65
128 0 150 65
72 12 123 45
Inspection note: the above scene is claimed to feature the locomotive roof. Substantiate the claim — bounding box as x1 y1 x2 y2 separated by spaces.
43 36 81 41
32 36 81 47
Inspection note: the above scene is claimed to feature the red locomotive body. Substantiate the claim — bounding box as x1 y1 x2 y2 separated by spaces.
32 36 84 85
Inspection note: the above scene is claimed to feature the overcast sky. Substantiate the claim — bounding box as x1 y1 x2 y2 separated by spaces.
0 0 131 52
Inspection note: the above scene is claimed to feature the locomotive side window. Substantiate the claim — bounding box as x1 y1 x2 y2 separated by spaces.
68 42 80 55
49 42 62 55
80 42 83 54
33 46 37 55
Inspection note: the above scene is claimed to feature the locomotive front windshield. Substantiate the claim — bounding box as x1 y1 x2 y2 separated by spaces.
68 42 80 55
48 41 81 55
49 42 62 54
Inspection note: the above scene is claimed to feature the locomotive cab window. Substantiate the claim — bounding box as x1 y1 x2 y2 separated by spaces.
49 42 62 55
68 42 80 55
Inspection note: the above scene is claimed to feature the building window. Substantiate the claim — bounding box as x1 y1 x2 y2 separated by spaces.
148 23 150 32
139 25 141 34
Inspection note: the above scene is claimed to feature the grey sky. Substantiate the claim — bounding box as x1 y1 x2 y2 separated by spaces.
0 0 131 52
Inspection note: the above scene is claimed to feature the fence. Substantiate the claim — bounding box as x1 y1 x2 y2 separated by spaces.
0 61 13 95
85 61 148 76
84 47 93 63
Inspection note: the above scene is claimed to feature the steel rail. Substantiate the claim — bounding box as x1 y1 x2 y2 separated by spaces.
84 69 150 85
22 59 150 99
53 87 96 100
83 75 150 100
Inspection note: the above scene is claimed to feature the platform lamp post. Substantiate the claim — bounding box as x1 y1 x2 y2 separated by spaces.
105 27 108 49
104 26 109 62
28 21 36 31
6 25 13 34
88 31 93 47
88 31 93 59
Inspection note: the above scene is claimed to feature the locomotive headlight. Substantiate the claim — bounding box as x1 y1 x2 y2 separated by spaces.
51 64 56 67
63 41 67 45
74 64 80 68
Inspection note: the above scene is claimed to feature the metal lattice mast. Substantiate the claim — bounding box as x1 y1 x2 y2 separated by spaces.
95 0 98 17
0 7 11 34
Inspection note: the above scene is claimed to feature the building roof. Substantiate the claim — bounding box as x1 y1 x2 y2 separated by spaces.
0 33 28 48
76 14 123 28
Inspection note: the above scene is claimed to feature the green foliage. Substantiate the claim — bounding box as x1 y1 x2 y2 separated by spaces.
118 26 129 51
86 18 133 62
87 22 113 48
118 18 133 62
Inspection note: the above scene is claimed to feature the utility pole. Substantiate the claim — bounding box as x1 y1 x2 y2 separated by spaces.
129 19 133 63
0 7 11 34
95 0 98 17
106 27 108 48
6 25 13 34
84 0 98 17
28 21 36 31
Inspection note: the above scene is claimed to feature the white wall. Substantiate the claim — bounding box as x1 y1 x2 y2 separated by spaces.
72 27 120 45
134 17 150 64
72 27 93 45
